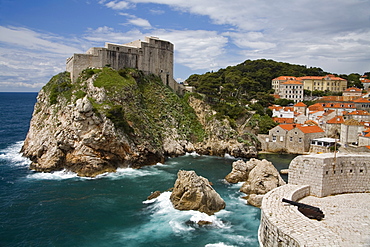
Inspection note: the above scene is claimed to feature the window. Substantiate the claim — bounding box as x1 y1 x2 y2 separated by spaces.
280 136 284 142
299 138 302 142
290 137 293 142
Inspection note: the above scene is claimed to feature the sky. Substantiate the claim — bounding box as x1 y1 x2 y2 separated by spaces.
0 0 369 92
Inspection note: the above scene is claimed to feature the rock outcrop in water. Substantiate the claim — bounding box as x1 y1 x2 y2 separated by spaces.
170 170 226 215
225 158 285 207
21 68 258 177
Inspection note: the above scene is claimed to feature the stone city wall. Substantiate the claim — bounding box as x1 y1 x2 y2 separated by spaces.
289 153 370 197
258 184 340 247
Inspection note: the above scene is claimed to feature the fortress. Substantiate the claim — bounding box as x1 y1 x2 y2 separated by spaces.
66 36 183 93
259 153 370 246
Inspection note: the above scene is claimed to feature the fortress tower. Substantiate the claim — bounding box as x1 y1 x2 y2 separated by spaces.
66 36 181 92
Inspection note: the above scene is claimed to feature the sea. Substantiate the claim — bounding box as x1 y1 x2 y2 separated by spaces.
0 92 297 247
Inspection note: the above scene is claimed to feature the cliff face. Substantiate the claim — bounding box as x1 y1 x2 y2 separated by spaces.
22 68 257 177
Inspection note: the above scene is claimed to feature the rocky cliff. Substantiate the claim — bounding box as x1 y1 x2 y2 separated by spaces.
22 68 258 177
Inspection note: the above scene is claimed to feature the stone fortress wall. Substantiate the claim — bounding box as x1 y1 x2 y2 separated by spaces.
66 36 182 93
289 153 370 197
258 153 370 246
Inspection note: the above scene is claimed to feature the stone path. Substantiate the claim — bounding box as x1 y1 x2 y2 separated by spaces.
260 185 370 246
300 193 370 247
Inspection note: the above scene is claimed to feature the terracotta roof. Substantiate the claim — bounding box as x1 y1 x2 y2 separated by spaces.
364 132 370 137
272 94 280 99
268 106 294 111
272 117 294 124
294 102 307 107
353 98 370 103
308 103 325 111
327 116 344 124
346 110 370 116
320 96 360 102
279 124 301 131
345 87 362 92
363 128 370 133
273 76 297 81
281 80 303 85
297 75 346 81
296 125 324 134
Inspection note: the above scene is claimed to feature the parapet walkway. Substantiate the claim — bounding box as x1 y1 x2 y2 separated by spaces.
259 184 370 246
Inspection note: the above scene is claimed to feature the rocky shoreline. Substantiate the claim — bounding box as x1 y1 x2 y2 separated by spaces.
21 69 258 177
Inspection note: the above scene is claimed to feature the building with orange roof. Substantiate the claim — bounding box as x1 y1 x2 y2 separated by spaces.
271 76 297 93
360 75 370 90
343 87 362 97
297 74 347 92
293 102 307 115
343 110 370 122
325 116 344 138
269 105 295 119
258 123 324 153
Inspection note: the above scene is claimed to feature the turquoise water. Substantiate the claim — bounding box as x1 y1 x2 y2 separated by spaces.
0 93 295 247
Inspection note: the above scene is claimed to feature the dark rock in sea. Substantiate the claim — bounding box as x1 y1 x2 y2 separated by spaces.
170 170 226 215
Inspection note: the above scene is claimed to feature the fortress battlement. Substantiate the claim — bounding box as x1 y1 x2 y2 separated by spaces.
66 37 182 93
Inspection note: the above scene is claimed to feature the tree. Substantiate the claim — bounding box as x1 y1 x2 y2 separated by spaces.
275 98 294 106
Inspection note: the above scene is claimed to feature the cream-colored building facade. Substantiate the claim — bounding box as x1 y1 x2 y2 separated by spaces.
299 74 347 92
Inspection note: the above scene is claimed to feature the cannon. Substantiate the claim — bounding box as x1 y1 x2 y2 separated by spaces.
282 198 325 221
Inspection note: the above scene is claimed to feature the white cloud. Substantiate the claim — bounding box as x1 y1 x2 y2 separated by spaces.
105 1 131 10
0 26 87 91
119 13 152 28
0 26 83 55
127 17 152 28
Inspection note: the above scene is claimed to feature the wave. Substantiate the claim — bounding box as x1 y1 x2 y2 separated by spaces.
26 169 79 180
205 243 236 247
25 166 165 181
95 167 162 180
223 154 237 160
143 192 230 232
0 141 30 167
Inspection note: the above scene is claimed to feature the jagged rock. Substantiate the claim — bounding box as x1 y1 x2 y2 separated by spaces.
197 220 213 226
147 191 161 200
170 170 226 215
245 194 264 208
226 158 285 207
225 158 258 183
240 159 285 195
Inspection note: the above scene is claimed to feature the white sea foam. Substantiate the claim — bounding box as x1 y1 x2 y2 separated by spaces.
143 191 229 233
185 151 200 156
95 167 160 180
205 243 236 247
26 169 79 180
224 153 237 160
0 141 30 167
